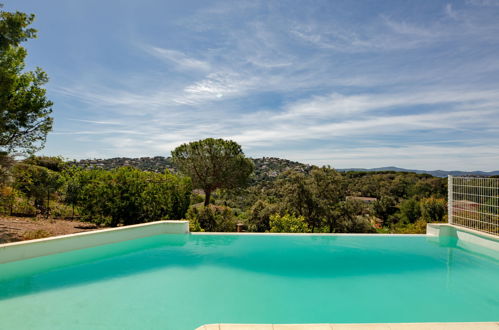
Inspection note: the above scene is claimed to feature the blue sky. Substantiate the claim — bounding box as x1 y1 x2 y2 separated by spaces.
8 0 499 170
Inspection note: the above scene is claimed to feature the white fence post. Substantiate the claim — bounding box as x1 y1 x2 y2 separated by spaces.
448 175 453 225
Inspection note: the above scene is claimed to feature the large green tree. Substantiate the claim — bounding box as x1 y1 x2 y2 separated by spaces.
171 138 254 206
0 5 53 155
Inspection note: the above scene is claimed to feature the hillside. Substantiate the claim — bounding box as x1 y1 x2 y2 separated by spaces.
72 157 498 179
337 166 499 178
72 156 312 183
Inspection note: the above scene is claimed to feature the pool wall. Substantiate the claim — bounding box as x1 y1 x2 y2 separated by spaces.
427 223 499 252
1 221 497 265
0 220 189 264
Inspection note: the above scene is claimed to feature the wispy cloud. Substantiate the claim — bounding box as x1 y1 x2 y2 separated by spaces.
143 46 211 71
68 119 124 125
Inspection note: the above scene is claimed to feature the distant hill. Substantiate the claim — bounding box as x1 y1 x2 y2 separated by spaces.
71 157 499 179
72 156 175 173
71 156 312 183
337 166 499 178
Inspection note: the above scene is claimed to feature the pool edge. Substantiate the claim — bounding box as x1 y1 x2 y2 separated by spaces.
427 223 499 252
197 322 499 329
0 220 189 264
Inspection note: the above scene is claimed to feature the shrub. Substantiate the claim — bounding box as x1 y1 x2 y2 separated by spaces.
23 229 51 240
420 197 446 222
392 219 427 234
269 213 309 233
399 198 421 223
247 200 278 232
185 204 237 232
74 167 191 226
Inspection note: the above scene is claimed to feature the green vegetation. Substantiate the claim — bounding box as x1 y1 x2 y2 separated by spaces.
0 153 448 234
216 167 446 233
1 157 191 227
269 214 308 233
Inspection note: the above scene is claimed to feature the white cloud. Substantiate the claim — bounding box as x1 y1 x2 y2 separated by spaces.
144 46 211 71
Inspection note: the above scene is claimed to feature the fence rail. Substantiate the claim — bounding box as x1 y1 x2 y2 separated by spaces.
448 176 499 236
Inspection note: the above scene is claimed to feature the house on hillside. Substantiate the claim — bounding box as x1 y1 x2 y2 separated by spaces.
346 196 378 204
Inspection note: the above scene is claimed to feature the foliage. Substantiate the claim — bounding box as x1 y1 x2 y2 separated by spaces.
392 219 427 234
273 166 346 232
335 200 376 233
171 138 254 206
185 204 237 232
24 155 66 172
12 162 63 216
420 197 446 222
23 229 51 240
269 214 309 233
372 196 398 225
398 198 421 223
0 148 451 234
73 167 191 226
0 6 53 155
247 199 278 232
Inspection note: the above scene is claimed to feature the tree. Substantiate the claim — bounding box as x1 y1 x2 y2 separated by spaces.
247 199 278 232
171 138 254 206
309 167 345 232
399 198 421 223
12 162 63 216
336 199 375 233
0 6 53 155
275 167 345 232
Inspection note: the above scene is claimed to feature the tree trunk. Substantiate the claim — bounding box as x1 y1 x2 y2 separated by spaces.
204 189 211 206
46 188 50 218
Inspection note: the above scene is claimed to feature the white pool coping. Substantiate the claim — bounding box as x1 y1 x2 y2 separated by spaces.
2 221 498 264
0 220 189 264
427 223 499 252
192 232 425 237
197 322 499 330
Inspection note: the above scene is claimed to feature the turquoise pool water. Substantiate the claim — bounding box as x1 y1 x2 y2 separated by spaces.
0 234 498 329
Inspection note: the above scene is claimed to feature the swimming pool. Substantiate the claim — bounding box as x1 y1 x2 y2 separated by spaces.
0 233 498 329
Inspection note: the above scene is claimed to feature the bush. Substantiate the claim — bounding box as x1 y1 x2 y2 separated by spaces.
399 198 421 223
247 200 278 232
392 219 427 234
269 214 309 233
23 229 52 240
185 204 237 232
50 202 78 219
420 197 446 222
74 167 192 226
337 214 377 233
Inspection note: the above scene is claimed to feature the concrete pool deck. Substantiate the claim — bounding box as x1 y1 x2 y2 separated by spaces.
197 322 499 330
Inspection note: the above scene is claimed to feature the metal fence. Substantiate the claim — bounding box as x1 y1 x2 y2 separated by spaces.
448 176 499 235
